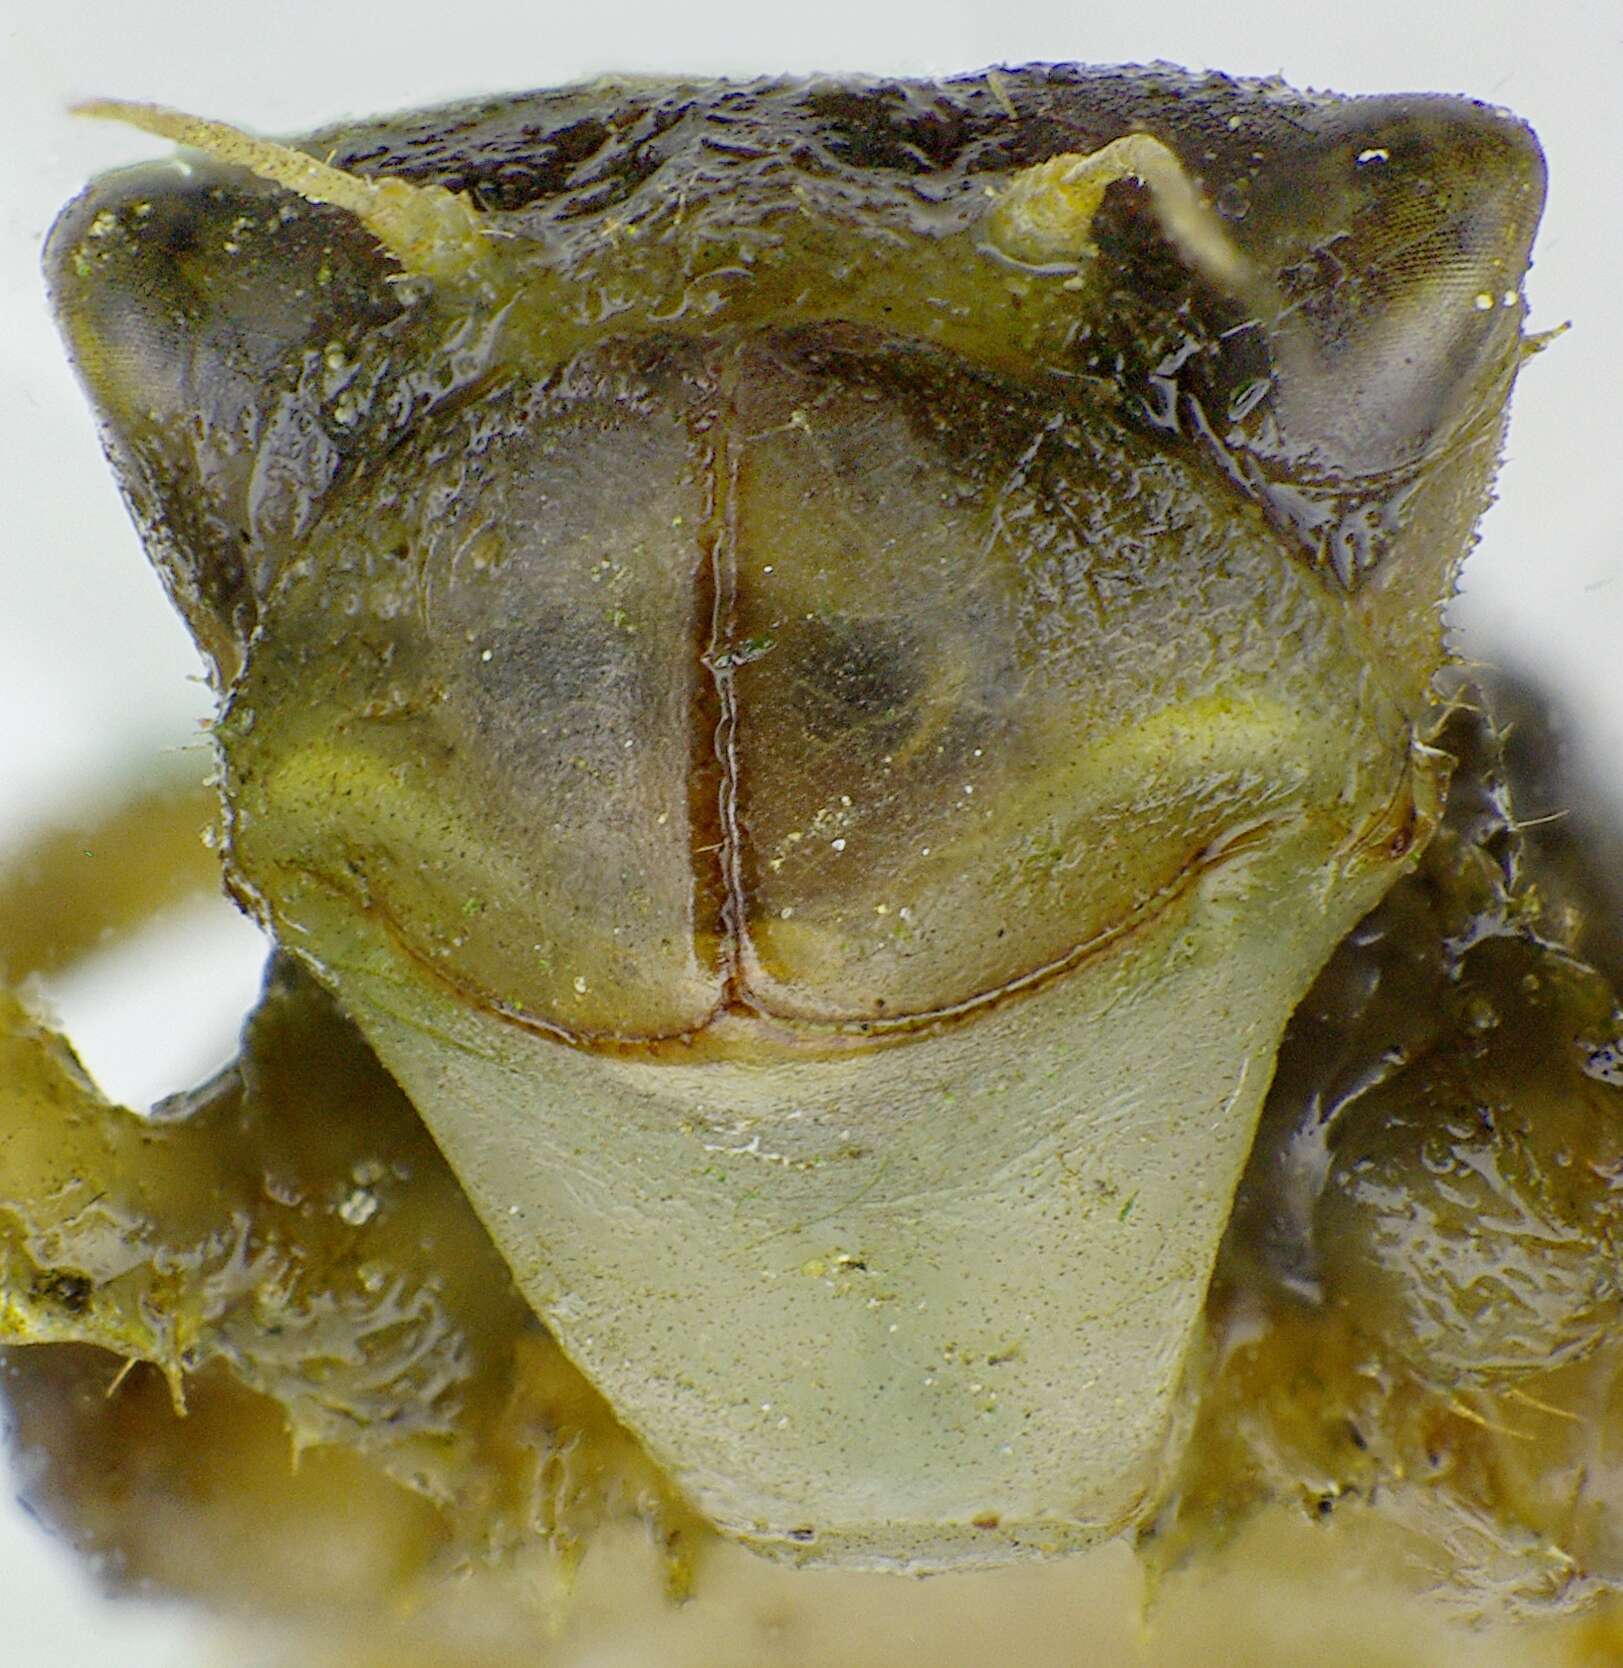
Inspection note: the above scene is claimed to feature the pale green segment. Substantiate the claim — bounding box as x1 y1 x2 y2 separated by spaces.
280 742 1421 1571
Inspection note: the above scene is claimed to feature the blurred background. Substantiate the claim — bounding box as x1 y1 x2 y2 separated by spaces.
1 0 1618 1661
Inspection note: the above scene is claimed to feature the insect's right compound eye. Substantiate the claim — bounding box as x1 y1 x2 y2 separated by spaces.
44 158 412 683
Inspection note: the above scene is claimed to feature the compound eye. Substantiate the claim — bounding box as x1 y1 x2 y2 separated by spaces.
44 158 408 683
1260 97 1547 479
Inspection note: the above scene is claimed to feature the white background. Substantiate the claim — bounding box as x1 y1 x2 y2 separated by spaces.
1 1 1619 1661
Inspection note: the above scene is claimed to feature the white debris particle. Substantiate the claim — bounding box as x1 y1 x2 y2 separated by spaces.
338 1188 379 1227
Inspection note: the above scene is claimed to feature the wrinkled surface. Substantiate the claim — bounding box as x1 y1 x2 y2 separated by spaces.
37 64 1548 1559
1151 689 1623 1611
7 58 1614 1663
0 955 699 1578
9 682 1623 1667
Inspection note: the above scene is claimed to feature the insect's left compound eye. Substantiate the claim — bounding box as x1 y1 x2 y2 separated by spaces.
1247 94 1547 481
